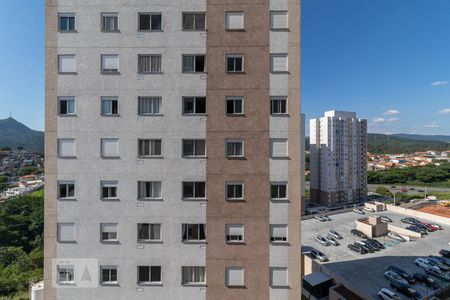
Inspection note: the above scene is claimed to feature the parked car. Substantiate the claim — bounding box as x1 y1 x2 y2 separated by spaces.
421 222 439 232
406 225 427 235
384 271 408 285
429 255 450 267
413 223 430 233
409 187 415 191
414 258 440 272
310 249 329 262
377 288 400 300
426 257 450 271
390 185 396 188
367 238 385 249
351 229 368 239
363 206 375 212
431 223 443 230
328 229 343 239
387 266 415 284
390 281 421 300
325 236 340 246
356 241 375 253
314 214 328 222
425 266 450 282
380 215 393 223
348 243 367 254
387 232 406 242
353 208 365 215
314 235 331 246
413 273 440 290
401 217 420 225
439 249 450 258
417 189 424 192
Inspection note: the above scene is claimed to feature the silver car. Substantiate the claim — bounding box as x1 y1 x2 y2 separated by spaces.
384 271 408 285
324 235 340 246
328 230 343 239
314 235 331 246
387 232 406 242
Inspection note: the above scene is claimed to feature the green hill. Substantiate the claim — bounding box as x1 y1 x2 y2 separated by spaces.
0 117 44 154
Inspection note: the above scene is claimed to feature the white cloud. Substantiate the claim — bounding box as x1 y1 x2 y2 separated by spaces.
431 81 448 87
425 122 439 128
372 117 398 124
386 117 398 122
438 108 450 114
383 109 400 115
372 117 385 123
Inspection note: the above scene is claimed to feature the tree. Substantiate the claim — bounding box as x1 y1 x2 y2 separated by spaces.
375 186 392 197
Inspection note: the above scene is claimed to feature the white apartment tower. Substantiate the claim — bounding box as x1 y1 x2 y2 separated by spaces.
45 0 302 299
310 111 367 208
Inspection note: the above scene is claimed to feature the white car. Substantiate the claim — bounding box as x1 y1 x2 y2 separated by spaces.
414 258 440 272
377 288 401 300
363 206 375 212
383 271 408 285
314 214 329 222
353 208 365 215
387 232 406 242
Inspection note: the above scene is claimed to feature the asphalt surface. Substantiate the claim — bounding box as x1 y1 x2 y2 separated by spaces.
302 210 450 299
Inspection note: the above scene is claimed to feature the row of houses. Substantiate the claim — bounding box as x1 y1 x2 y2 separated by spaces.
368 150 450 170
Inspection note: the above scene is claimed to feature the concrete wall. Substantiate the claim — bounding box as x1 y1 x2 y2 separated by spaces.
388 224 422 240
386 204 450 226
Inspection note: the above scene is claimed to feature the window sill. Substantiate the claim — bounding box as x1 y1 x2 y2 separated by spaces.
182 29 207 32
101 198 120 202
58 30 78 33
226 114 245 117
101 114 121 117
138 240 163 244
270 114 289 117
58 114 77 117
57 240 77 244
182 240 207 245
182 72 207 74
226 241 245 245
182 198 207 202
101 240 120 244
137 72 164 75
138 156 164 159
226 285 245 288
226 29 245 32
182 283 206 287
101 72 121 75
100 282 119 286
58 72 77 75
270 199 290 203
270 241 289 246
58 156 77 159
226 71 245 75
182 156 207 159
226 199 245 202
138 30 163 33
138 114 164 117
58 198 77 201
270 156 289 160
57 282 76 286
101 30 121 33
270 285 289 289
227 156 245 160
101 156 121 160
138 198 163 202
271 71 290 74
182 113 207 116
137 282 163 287
270 28 290 32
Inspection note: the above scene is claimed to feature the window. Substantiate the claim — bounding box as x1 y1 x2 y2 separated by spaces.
101 223 118 242
59 13 75 32
58 97 76 116
270 225 288 243
101 55 119 74
101 181 118 200
183 12 206 30
58 138 76 158
138 55 162 74
270 11 288 30
226 267 244 287
138 97 161 116
58 265 74 284
101 13 119 32
226 55 244 72
137 181 162 200
182 182 206 199
138 139 162 157
226 182 243 200
182 140 206 157
270 139 288 158
57 223 75 242
183 97 206 115
58 55 76 74
138 266 162 285
101 266 118 285
182 55 205 73
182 266 205 285
226 97 243 115
270 97 287 115
101 97 119 116
138 223 161 242
226 224 244 243
58 181 75 199
139 13 162 31
271 54 288 73
226 12 244 30
226 140 243 158
270 267 288 287
101 138 119 158
182 224 206 242
271 183 287 200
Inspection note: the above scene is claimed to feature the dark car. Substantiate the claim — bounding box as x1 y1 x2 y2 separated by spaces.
348 243 367 254
368 238 385 249
380 215 393 223
390 281 421 300
440 249 450 258
310 249 329 262
413 273 440 289
350 229 368 239
387 266 415 284
406 225 427 235
429 255 450 267
401 217 420 225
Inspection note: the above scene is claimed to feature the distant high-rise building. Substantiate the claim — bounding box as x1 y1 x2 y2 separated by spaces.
309 111 367 207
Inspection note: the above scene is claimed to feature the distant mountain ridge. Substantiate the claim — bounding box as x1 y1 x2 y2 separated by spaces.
0 117 44 153
392 133 450 143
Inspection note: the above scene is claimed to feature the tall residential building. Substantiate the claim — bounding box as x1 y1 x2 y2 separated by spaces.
310 111 367 208
45 1 302 299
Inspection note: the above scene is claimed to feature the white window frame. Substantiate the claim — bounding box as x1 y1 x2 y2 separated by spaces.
101 138 119 158
58 13 76 32
270 182 288 201
182 97 206 115
138 139 162 157
270 11 288 30
137 266 162 285
137 181 162 200
57 265 75 285
58 138 76 158
137 223 162 243
100 266 118 285
58 96 76 116
226 181 244 200
138 54 162 74
101 96 119 116
58 54 76 74
182 139 206 157
100 223 118 242
225 97 244 115
270 267 288 287
226 224 244 243
182 54 206 73
101 54 119 74
57 223 76 243
101 181 118 200
270 138 288 158
270 96 288 115
226 267 244 287
182 224 206 242
226 54 244 73
182 12 206 31
270 54 289 73
270 224 288 244
101 12 119 32
226 139 244 158
182 182 206 200
226 12 244 30
181 266 206 285
58 181 75 200
138 13 162 31
138 97 162 116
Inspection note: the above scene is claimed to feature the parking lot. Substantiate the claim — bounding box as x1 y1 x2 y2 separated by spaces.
302 209 450 299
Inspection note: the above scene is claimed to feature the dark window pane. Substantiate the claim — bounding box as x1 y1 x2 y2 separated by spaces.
192 224 199 239
195 56 205 72
279 185 287 198
110 269 117 281
102 187 108 198
195 140 205 156
183 14 194 30
183 140 194 156
235 58 243 71
183 98 195 114
235 100 242 114
236 185 242 198
226 100 234 114
151 14 162 30
195 182 205 198
195 98 206 114
60 101 68 114
199 224 206 240
67 184 75 197
112 101 118 114
68 17 75 30
227 58 234 72
195 14 206 30
138 224 149 240
151 266 161 282
183 182 194 198
280 100 286 113
139 14 151 30
139 266 150 282
59 185 67 197
271 185 277 199
227 185 234 198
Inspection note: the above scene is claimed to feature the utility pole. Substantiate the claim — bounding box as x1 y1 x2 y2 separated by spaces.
393 193 396 206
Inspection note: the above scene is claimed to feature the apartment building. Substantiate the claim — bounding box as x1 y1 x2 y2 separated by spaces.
45 1 302 299
310 111 367 208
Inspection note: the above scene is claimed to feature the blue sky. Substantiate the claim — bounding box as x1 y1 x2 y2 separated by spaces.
0 0 449 135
